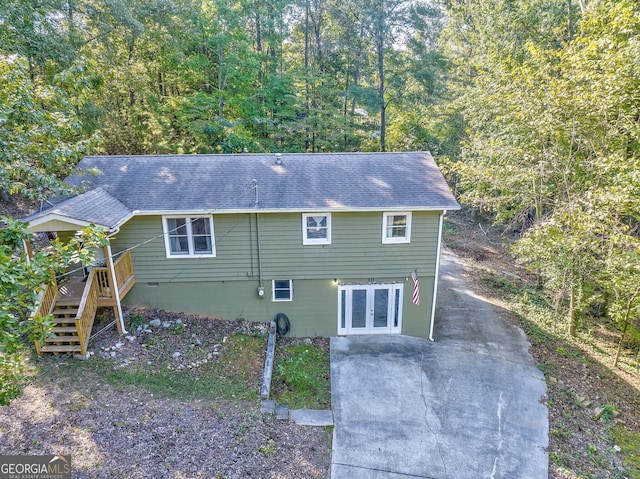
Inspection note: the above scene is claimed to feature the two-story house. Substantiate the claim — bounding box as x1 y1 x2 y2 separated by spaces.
25 151 459 347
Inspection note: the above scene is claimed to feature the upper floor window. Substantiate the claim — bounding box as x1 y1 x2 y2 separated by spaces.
302 213 331 245
162 216 216 258
382 212 412 244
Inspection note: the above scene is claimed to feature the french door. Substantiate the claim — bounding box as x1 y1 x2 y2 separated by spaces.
338 283 403 335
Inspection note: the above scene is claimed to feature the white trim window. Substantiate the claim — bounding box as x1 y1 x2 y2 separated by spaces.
272 279 293 301
382 212 412 244
162 216 216 258
302 213 331 245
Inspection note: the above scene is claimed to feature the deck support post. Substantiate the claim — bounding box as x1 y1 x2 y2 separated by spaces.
105 244 126 334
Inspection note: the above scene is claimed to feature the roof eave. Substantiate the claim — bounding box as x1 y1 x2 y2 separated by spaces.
130 205 460 216
25 213 111 233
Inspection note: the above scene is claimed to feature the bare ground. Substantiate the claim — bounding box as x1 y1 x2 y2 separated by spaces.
0 311 332 478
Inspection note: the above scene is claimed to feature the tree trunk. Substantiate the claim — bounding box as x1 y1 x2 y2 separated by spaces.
350 26 364 118
217 44 225 118
568 286 577 336
376 35 386 152
614 290 640 367
305 0 310 151
255 0 263 54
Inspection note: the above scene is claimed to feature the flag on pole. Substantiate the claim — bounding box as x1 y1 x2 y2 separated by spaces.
411 269 420 305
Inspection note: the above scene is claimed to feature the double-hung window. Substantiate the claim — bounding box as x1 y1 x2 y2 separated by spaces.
382 212 412 244
273 279 293 301
162 216 215 258
302 213 331 245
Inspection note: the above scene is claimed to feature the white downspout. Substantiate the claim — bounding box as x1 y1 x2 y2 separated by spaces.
106 230 127 335
429 211 445 342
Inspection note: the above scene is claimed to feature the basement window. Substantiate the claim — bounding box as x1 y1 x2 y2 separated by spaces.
272 279 293 301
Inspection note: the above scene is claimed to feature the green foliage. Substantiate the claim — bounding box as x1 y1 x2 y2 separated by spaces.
0 218 107 404
0 58 96 199
274 343 331 409
612 426 640 478
0 350 34 406
258 439 278 457
446 0 640 344
0 0 448 155
127 312 146 330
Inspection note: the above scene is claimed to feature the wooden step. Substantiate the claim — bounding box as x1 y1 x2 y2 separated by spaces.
39 345 82 353
51 326 77 334
56 299 80 307
44 335 80 343
51 317 78 324
52 308 79 316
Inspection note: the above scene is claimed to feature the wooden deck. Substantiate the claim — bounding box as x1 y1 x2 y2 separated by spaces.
58 276 86 303
57 251 136 306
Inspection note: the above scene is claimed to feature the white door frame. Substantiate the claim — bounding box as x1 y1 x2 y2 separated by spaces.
337 283 403 335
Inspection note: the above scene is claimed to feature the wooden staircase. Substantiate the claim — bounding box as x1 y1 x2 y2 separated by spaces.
32 250 135 356
33 271 99 357
40 300 83 354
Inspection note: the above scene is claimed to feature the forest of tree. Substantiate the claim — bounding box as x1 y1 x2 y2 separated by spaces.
1 0 639 362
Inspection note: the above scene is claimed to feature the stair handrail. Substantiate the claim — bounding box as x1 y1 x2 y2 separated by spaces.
75 270 98 356
31 275 59 354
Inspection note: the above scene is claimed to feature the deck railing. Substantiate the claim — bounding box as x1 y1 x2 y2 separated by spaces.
75 271 98 355
33 276 59 319
94 250 134 300
31 276 59 354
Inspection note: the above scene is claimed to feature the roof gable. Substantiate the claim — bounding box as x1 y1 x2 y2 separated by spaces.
24 187 132 232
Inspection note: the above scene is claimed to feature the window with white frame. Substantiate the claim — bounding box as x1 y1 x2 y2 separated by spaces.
162 216 215 258
382 212 412 244
302 213 331 245
272 279 293 301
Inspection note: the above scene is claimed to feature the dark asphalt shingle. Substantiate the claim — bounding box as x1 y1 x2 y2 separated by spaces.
26 152 459 229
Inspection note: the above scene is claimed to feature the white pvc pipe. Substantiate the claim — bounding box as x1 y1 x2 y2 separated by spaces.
106 243 127 334
429 211 445 342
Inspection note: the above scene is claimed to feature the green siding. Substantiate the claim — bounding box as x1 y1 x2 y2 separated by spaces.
113 210 442 339
123 276 436 339
259 212 439 278
111 211 441 283
112 215 258 282
401 276 435 338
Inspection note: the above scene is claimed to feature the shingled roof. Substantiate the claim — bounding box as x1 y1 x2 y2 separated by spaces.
26 152 459 231
25 187 132 231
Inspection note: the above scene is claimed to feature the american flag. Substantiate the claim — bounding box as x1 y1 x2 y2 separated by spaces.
411 269 420 305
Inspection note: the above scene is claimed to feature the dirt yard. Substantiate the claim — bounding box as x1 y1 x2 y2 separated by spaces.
0 311 332 478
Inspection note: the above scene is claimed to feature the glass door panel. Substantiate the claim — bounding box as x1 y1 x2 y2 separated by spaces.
351 289 367 329
338 284 402 335
373 288 390 329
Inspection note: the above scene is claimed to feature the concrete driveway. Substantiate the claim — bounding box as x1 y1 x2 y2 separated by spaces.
330 250 549 479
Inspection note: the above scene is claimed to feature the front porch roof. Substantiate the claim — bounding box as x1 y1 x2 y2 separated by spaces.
24 187 132 233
